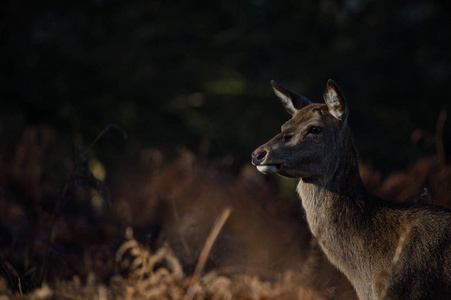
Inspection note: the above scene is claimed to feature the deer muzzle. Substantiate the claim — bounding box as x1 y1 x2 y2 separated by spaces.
251 150 281 174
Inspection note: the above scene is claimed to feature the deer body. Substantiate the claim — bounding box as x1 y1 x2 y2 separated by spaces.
252 80 451 299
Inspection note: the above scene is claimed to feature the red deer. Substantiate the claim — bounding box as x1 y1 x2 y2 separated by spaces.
251 79 451 299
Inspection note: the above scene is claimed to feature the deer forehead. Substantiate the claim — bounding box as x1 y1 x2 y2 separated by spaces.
282 105 327 131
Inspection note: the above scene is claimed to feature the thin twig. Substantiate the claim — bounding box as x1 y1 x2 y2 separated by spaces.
39 124 126 286
183 207 233 300
18 277 23 297
79 124 127 158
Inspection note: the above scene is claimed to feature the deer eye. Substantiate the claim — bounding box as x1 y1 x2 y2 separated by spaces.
283 134 293 142
308 126 322 134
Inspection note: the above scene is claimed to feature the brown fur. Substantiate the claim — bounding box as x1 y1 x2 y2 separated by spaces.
252 79 451 300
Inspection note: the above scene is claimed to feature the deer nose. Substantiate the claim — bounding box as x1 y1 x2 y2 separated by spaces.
251 150 267 165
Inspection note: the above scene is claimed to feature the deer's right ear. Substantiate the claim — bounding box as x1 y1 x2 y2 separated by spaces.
271 80 311 116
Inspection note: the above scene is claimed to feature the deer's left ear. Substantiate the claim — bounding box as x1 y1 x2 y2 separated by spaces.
323 79 347 122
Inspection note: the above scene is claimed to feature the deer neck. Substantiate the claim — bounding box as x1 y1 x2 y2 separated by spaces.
296 128 368 239
296 129 384 299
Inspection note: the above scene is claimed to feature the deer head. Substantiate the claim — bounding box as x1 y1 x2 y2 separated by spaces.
251 79 348 180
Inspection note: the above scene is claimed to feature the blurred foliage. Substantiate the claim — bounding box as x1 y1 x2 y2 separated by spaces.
1 0 451 174
2 2 451 297
0 125 449 297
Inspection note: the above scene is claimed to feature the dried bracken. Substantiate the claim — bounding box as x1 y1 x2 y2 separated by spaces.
116 227 185 299
1 124 449 299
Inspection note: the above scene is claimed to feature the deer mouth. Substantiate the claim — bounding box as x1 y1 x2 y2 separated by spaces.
256 164 281 174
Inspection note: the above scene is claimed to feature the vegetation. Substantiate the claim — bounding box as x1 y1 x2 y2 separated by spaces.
1 0 451 299
0 124 450 299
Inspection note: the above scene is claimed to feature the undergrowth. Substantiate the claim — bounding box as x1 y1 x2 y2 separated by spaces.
0 124 450 299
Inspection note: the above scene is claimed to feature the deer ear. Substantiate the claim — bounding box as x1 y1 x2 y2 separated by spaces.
271 80 311 116
323 79 347 122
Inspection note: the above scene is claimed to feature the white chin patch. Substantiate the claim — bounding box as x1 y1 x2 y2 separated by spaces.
256 165 279 174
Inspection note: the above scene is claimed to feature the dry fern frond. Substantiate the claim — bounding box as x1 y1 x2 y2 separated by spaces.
116 227 185 299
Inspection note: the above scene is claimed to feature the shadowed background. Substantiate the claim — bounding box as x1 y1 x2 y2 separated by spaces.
2 0 450 174
1 0 451 298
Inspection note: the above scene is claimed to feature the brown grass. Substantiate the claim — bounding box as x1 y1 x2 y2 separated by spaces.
1 124 450 299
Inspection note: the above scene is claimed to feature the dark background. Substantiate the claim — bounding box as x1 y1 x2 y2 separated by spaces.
2 0 451 177
1 1 451 296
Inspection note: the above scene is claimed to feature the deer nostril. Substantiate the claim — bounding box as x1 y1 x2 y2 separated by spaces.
251 150 268 165
252 151 267 162
256 151 267 160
